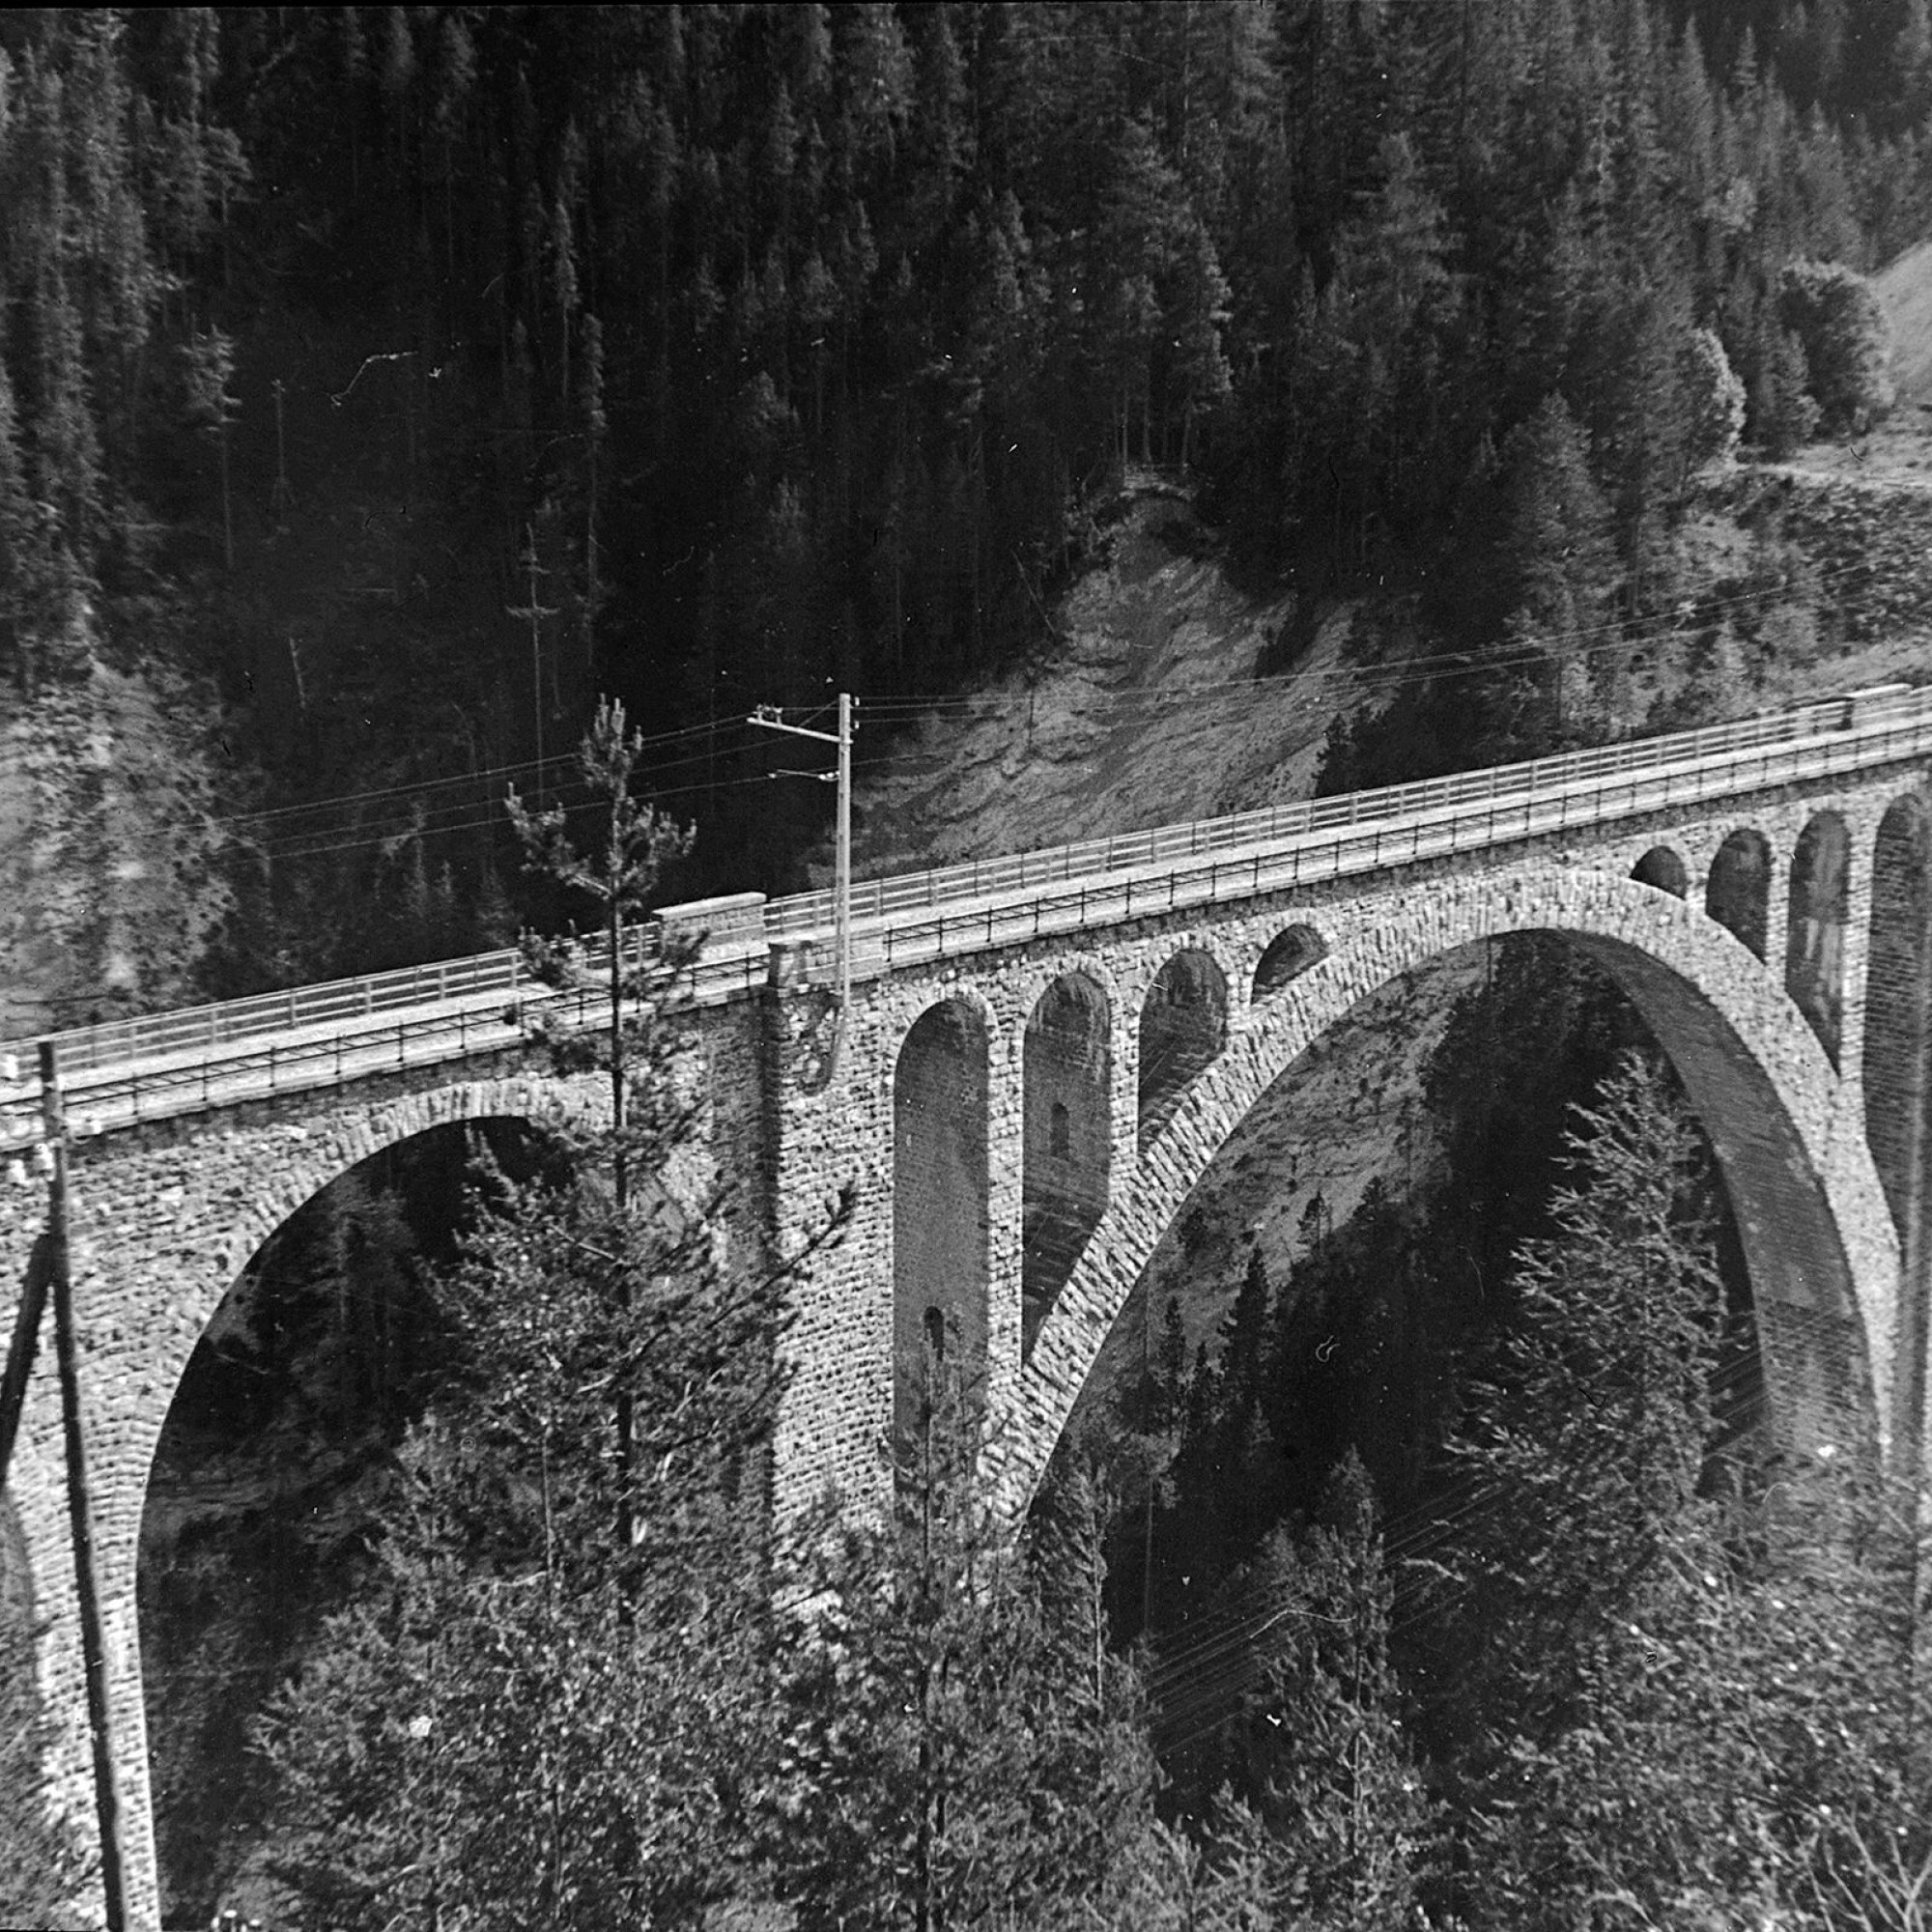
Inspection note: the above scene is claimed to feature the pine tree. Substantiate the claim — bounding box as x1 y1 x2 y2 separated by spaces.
1423 1051 1753 1927
1751 316 1823 454
763 1367 1181 1931
1223 1245 1270 1398
258 706 846 1928
1496 392 1617 741
1229 1454 1433 1932
1683 324 1747 475
182 325 238 571
1777 256 1896 436
0 362 42 694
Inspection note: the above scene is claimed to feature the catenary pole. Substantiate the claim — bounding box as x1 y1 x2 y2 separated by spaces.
42 1042 128 1932
749 696 855 1070
837 690 852 1030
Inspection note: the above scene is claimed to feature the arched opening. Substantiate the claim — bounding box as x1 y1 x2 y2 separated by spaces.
895 1000 989 1441
1020 895 1878 1843
1253 923 1327 1000
1023 975 1110 1361
1864 794 1932 1457
1139 950 1229 1149
137 1118 548 1927
1707 828 1771 960
1787 811 1850 1065
1631 845 1688 897
1029 905 1875 1531
1047 928 1835 1750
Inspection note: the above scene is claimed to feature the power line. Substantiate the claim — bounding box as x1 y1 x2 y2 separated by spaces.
249 737 768 865
222 718 733 835
230 545 1880 842
247 766 786 867
847 553 1884 720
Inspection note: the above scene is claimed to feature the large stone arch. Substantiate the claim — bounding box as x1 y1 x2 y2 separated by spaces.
5 1069 610 1931
992 867 1895 1516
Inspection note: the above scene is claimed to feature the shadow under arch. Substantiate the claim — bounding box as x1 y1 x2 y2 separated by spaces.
1022 973 1110 1363
77 1070 611 1928
1787 810 1851 1068
137 1107 577 1925
1631 845 1689 897
1865 790 1932 1464
1708 827 1772 960
894 997 991 1447
994 869 1892 1518
1253 923 1328 1001
1139 948 1230 1149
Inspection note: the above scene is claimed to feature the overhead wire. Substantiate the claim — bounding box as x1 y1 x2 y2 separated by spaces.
230 720 771 867
221 717 730 832
204 541 1884 854
247 764 791 867
845 552 1881 718
196 546 1886 868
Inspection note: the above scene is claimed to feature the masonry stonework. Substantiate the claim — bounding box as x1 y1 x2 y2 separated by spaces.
11 756 1932 1929
3 1060 610 1932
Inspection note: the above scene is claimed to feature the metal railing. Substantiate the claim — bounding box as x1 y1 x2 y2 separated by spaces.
767 682 1926 933
3 681 1926 1143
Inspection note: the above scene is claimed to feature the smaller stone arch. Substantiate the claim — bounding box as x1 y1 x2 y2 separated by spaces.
1707 828 1772 961
1864 793 1932 1456
1253 923 1328 1001
1632 845 1689 897
895 998 991 1441
1023 973 1111 1362
1139 949 1229 1150
1787 810 1850 1066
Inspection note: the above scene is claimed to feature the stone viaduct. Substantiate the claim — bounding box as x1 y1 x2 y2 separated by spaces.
8 682 1932 1926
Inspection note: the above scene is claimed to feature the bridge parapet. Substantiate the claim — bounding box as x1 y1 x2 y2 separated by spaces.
3 683 1929 1144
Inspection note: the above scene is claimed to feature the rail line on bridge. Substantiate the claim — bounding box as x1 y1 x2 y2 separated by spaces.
3 680 1927 1145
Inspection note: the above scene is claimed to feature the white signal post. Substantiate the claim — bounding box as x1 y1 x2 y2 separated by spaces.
751 695 855 1054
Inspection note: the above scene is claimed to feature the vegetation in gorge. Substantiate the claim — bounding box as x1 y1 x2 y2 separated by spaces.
232 1029 1932 1930
1118 1050 1931 1931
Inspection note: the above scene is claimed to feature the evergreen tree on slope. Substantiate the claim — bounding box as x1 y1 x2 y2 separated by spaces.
763 1361 1188 1932
1424 1051 1776 1929
256 702 847 1930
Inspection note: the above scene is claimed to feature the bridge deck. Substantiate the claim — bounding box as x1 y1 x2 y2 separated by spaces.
5 682 1928 1143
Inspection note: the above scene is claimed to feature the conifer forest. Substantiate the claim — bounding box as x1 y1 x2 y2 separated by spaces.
5 3 1932 1928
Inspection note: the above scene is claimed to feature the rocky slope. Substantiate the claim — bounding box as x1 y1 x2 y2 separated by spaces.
852 478 1374 874
0 648 231 1042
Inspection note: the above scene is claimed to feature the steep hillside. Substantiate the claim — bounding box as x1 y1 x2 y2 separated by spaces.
0 654 231 1041
852 478 1374 873
1880 239 1932 410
